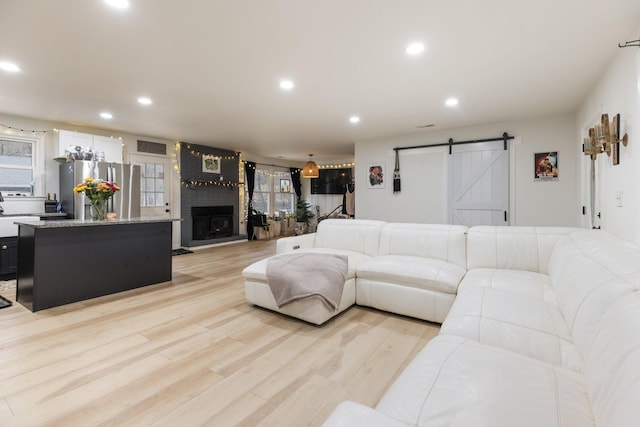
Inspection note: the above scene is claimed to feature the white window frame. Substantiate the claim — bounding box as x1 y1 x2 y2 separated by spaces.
0 133 43 195
247 166 295 216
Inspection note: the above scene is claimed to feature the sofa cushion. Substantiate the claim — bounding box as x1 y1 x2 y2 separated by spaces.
548 231 640 356
441 286 581 370
356 278 456 323
467 226 577 274
375 335 594 427
357 255 466 294
582 291 640 427
377 223 468 269
323 401 408 427
314 219 386 257
458 268 556 304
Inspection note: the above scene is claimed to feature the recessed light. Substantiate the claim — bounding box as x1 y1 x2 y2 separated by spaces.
100 112 113 120
137 96 152 105
0 61 20 73
104 0 129 9
279 79 294 90
445 98 459 107
406 42 425 56
349 116 360 124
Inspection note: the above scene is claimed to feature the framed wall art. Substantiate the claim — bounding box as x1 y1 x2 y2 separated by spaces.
280 179 291 193
202 154 221 173
367 163 385 189
534 152 558 181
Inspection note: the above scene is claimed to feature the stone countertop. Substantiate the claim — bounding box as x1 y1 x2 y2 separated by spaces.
15 217 182 229
0 212 68 218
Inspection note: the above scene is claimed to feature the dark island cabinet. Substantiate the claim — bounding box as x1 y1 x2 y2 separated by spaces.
0 236 18 279
15 218 178 312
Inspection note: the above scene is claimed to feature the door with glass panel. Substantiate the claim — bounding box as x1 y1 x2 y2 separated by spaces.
129 154 172 218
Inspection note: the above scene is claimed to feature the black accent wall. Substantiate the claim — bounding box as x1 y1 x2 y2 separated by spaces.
179 143 242 247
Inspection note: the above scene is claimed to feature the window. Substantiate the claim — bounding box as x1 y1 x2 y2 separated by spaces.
275 176 295 214
0 137 34 192
251 168 271 213
247 167 295 216
140 162 165 207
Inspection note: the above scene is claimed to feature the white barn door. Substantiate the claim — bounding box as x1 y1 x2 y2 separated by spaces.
448 141 509 226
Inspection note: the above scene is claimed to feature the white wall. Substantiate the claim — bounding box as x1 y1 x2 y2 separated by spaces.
576 29 640 244
355 113 580 227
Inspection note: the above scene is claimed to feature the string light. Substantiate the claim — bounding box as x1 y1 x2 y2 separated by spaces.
318 162 355 169
241 160 353 172
173 142 181 175
182 179 241 188
0 123 53 134
256 169 294 178
182 144 238 160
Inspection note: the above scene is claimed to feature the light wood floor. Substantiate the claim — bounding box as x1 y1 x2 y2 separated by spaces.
0 240 439 426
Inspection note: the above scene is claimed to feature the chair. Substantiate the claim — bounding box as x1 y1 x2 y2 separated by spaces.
250 214 270 240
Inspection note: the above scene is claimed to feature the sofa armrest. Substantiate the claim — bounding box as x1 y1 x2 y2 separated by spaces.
276 233 317 254
322 401 408 427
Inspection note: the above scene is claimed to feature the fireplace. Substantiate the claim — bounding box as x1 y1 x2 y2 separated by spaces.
192 206 234 240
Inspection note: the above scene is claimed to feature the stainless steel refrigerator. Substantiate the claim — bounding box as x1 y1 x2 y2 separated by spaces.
59 160 141 219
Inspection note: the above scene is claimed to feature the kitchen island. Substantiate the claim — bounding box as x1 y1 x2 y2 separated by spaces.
15 217 180 312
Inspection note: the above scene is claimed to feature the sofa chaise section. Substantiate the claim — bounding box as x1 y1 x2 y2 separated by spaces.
242 219 385 324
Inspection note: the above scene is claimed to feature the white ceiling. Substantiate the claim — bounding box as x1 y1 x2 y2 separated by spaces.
0 0 639 163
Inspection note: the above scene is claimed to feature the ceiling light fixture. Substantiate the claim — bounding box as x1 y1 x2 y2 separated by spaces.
137 96 152 105
349 116 360 124
100 112 113 120
406 42 425 56
279 79 294 90
302 154 319 178
445 98 459 107
104 0 129 9
0 61 20 72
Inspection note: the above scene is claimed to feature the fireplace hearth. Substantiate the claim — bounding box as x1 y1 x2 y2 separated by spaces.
192 206 234 240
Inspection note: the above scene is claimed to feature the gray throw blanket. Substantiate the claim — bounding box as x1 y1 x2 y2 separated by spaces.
266 252 348 311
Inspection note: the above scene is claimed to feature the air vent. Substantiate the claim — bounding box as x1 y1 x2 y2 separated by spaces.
137 140 167 155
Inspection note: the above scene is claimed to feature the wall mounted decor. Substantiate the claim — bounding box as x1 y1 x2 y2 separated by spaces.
367 163 385 189
202 154 221 173
583 113 628 165
534 152 559 181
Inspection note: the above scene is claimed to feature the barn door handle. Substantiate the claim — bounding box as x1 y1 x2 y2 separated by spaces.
504 211 508 222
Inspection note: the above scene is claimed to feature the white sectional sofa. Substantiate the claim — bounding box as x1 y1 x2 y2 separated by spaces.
323 225 640 427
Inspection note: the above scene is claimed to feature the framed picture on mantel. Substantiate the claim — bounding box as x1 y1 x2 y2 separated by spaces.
202 154 221 173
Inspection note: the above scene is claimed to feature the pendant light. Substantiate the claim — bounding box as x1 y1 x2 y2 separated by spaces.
302 154 319 178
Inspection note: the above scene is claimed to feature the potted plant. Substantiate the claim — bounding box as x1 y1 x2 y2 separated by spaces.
294 199 314 235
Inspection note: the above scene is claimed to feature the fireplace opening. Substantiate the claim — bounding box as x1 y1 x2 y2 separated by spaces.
192 206 233 240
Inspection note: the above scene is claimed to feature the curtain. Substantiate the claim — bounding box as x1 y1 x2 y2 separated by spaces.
290 167 302 198
245 161 256 240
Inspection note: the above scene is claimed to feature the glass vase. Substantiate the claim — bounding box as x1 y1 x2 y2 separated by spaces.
90 199 108 221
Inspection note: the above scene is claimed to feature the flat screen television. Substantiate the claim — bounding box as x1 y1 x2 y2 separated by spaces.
311 168 353 194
